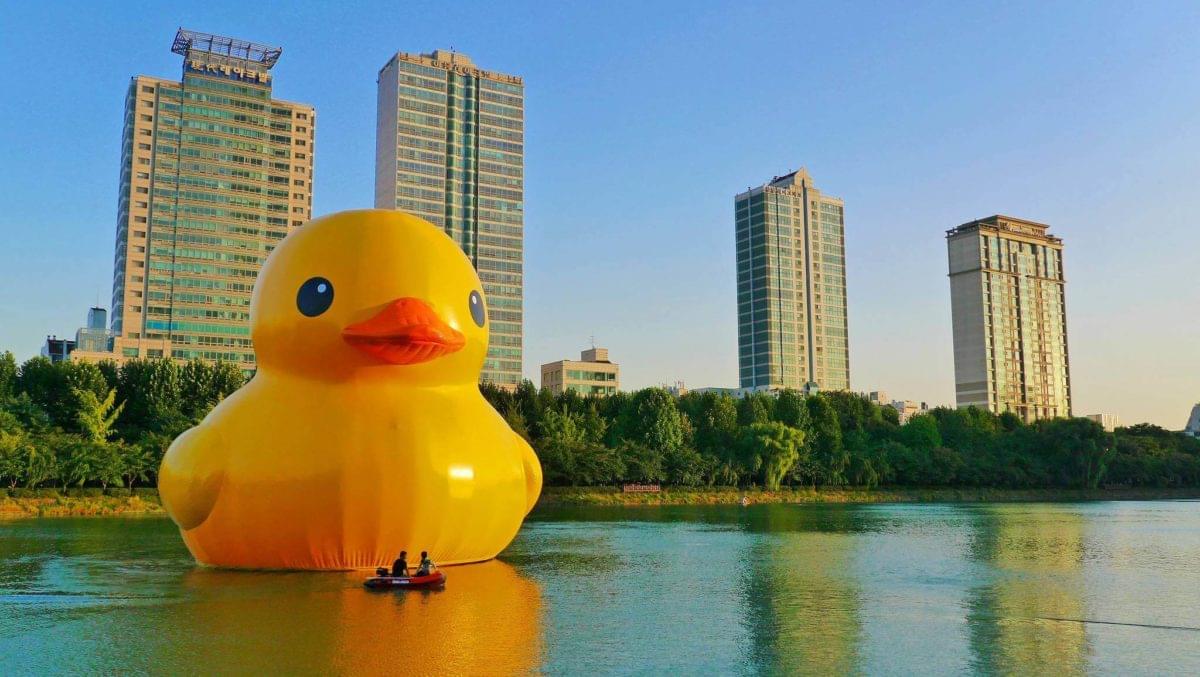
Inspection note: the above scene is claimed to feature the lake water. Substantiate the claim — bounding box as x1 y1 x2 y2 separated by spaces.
1 501 1198 675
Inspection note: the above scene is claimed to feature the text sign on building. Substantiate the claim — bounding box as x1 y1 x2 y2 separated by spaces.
186 58 271 85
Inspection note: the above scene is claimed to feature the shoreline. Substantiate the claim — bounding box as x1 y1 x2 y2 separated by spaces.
3 486 1198 518
535 486 1200 507
0 489 164 519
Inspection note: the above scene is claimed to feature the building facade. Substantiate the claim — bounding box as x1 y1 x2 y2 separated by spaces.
106 29 314 368
375 50 524 388
947 215 1072 422
540 348 619 396
735 168 849 392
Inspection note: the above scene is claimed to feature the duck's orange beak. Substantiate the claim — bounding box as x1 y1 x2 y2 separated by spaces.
342 298 465 365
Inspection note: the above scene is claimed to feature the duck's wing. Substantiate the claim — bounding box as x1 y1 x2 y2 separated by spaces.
158 423 227 531
516 433 542 515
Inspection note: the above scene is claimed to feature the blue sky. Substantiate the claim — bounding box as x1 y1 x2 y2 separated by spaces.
1 1 1197 427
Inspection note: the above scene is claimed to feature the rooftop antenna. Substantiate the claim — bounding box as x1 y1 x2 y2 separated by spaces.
589 334 596 349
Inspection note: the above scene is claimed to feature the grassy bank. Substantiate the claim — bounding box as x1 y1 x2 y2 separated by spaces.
536 485 1200 507
0 488 164 519
3 486 1197 519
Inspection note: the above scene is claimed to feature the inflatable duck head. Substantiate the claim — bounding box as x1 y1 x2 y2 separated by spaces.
251 209 489 385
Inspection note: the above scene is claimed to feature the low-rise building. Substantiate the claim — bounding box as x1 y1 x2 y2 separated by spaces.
540 348 620 396
868 390 931 424
1084 413 1120 432
41 336 76 362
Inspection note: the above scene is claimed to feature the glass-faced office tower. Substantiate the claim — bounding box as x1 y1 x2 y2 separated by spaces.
108 30 315 368
735 169 850 392
375 51 524 389
946 215 1072 422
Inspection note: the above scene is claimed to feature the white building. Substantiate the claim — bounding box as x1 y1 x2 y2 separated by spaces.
1185 404 1200 438
1084 413 1119 432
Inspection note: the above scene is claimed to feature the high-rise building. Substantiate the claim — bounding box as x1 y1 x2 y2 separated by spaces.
374 50 524 388
734 168 849 392
106 29 315 368
540 347 620 396
947 215 1072 422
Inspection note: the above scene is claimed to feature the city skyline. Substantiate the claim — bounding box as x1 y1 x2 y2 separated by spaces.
1 2 1197 427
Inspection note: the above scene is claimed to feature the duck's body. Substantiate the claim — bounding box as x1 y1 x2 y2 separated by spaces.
158 210 542 570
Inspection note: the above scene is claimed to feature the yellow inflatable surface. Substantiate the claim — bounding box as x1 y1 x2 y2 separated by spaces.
158 210 542 569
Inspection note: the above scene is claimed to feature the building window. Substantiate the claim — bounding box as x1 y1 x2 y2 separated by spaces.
123 347 139 357
135 187 148 194
294 179 305 186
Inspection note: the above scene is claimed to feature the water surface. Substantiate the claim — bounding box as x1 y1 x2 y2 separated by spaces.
2 501 1198 674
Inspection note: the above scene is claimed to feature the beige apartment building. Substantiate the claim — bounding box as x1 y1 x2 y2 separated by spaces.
735 168 850 392
97 29 314 369
375 50 524 389
947 215 1072 422
540 348 620 396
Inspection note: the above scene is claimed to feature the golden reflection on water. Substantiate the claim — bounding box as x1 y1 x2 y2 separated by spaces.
173 560 542 674
739 506 862 675
968 505 1088 675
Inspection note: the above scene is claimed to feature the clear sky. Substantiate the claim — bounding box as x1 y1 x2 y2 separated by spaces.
1 1 1197 427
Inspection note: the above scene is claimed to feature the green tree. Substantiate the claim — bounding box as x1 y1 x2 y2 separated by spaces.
737 393 772 427
738 422 807 490
806 395 847 485
773 389 810 429
1036 417 1115 488
618 441 666 483
0 425 28 488
179 360 244 422
116 359 186 439
616 388 687 452
898 414 942 452
75 388 125 443
0 350 17 400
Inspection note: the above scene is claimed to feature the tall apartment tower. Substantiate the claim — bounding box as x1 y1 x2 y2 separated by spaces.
735 169 850 392
375 50 524 388
108 29 315 367
947 215 1072 421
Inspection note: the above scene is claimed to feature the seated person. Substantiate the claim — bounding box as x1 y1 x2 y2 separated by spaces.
391 551 409 578
415 551 436 576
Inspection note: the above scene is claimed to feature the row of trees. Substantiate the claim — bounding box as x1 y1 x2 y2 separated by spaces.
0 353 243 489
481 382 1200 490
2 350 1196 492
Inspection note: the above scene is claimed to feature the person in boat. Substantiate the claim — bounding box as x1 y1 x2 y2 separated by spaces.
415 551 436 576
391 551 410 578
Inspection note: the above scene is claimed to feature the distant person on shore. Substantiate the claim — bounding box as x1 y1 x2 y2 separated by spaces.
391 551 409 578
416 551 436 576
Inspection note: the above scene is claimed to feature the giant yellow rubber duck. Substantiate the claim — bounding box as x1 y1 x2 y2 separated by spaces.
159 209 542 569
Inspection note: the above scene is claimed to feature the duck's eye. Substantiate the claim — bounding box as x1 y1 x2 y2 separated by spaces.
468 290 486 327
297 277 334 317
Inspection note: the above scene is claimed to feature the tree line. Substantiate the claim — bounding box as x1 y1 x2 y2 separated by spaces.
2 349 1196 492
480 382 1200 490
0 352 243 490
